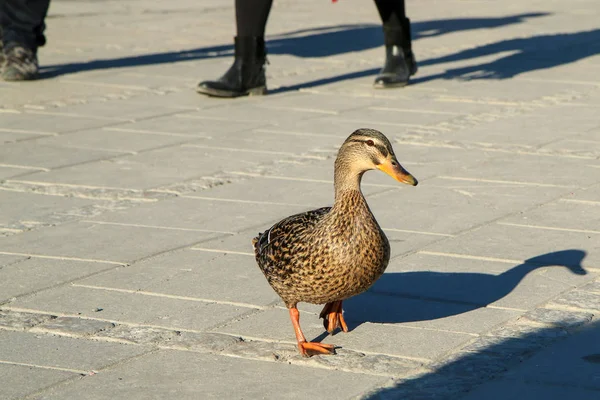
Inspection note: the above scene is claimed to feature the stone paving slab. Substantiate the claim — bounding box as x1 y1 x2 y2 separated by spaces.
423 223 600 270
0 220 222 264
0 330 147 372
8 284 252 332
0 363 77 399
0 258 115 303
0 190 98 234
32 127 196 154
76 249 280 307
30 349 388 400
0 141 120 170
85 195 308 233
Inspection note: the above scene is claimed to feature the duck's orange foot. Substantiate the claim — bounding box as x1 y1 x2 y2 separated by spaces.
298 341 336 357
320 300 349 334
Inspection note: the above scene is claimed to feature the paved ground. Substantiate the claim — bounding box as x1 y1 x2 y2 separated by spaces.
1 0 599 399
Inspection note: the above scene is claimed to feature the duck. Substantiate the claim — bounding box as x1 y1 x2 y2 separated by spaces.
252 128 418 357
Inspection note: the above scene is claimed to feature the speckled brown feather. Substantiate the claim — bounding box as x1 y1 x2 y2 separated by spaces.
253 190 389 307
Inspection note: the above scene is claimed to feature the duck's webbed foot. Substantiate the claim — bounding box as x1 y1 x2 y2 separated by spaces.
298 341 336 357
289 307 336 357
319 300 349 334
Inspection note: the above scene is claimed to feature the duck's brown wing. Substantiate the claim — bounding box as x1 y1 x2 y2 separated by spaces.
252 207 331 277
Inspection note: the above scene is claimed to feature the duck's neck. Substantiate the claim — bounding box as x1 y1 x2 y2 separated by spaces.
332 160 368 212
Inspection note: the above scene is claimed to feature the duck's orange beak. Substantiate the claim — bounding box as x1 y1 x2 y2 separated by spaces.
377 158 418 186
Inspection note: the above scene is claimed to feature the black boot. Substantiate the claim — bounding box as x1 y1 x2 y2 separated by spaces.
374 17 417 89
197 36 267 98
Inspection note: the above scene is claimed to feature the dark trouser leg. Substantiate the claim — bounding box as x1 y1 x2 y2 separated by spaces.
235 0 273 37
373 0 417 88
0 0 51 48
196 0 273 98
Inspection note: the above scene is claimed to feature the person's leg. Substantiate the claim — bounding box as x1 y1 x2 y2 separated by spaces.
373 0 417 88
236 0 272 37
0 0 51 80
197 0 273 98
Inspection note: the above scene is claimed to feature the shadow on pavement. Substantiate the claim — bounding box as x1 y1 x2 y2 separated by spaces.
343 249 587 328
364 320 600 399
39 12 548 79
413 28 600 82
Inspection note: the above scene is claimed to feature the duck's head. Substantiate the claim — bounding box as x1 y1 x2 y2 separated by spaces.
336 128 418 186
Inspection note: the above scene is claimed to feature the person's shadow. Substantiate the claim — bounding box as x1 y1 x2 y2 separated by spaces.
341 249 587 329
413 28 600 82
39 12 548 79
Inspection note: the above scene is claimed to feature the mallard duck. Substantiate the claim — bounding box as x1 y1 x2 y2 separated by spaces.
252 128 418 357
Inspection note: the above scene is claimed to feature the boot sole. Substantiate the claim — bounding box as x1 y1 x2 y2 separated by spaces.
196 86 267 98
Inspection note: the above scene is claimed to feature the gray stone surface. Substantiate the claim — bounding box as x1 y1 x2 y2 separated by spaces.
76 249 280 306
31 350 388 400
0 363 76 400
0 258 114 302
459 322 600 399
10 285 253 331
0 310 55 330
0 330 147 372
2 0 600 398
32 317 116 337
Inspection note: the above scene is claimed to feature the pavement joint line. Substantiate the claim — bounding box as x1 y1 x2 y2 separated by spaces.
0 163 50 172
544 302 600 314
175 114 270 123
515 77 600 87
369 106 464 115
253 128 342 138
561 198 600 206
21 349 161 400
7 179 145 192
497 222 600 235
182 143 302 157
0 127 57 135
58 79 157 92
418 251 523 265
0 360 90 375
0 187 159 203
0 306 241 334
437 176 576 188
365 288 527 312
382 228 454 237
189 248 254 256
257 105 340 115
394 140 598 160
337 118 436 129
180 194 308 207
24 110 128 122
0 251 125 265
0 228 24 234
70 284 267 310
79 220 237 235
103 126 209 138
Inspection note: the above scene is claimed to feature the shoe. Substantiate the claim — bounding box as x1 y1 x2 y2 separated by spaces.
2 44 39 81
197 36 267 98
374 17 417 89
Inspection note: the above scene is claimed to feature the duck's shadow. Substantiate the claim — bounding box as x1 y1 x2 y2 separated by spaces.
340 249 587 331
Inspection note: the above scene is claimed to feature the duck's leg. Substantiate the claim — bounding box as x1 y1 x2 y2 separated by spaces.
319 300 349 334
289 307 335 357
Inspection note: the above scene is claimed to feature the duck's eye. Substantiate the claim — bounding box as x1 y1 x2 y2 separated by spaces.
366 140 375 146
